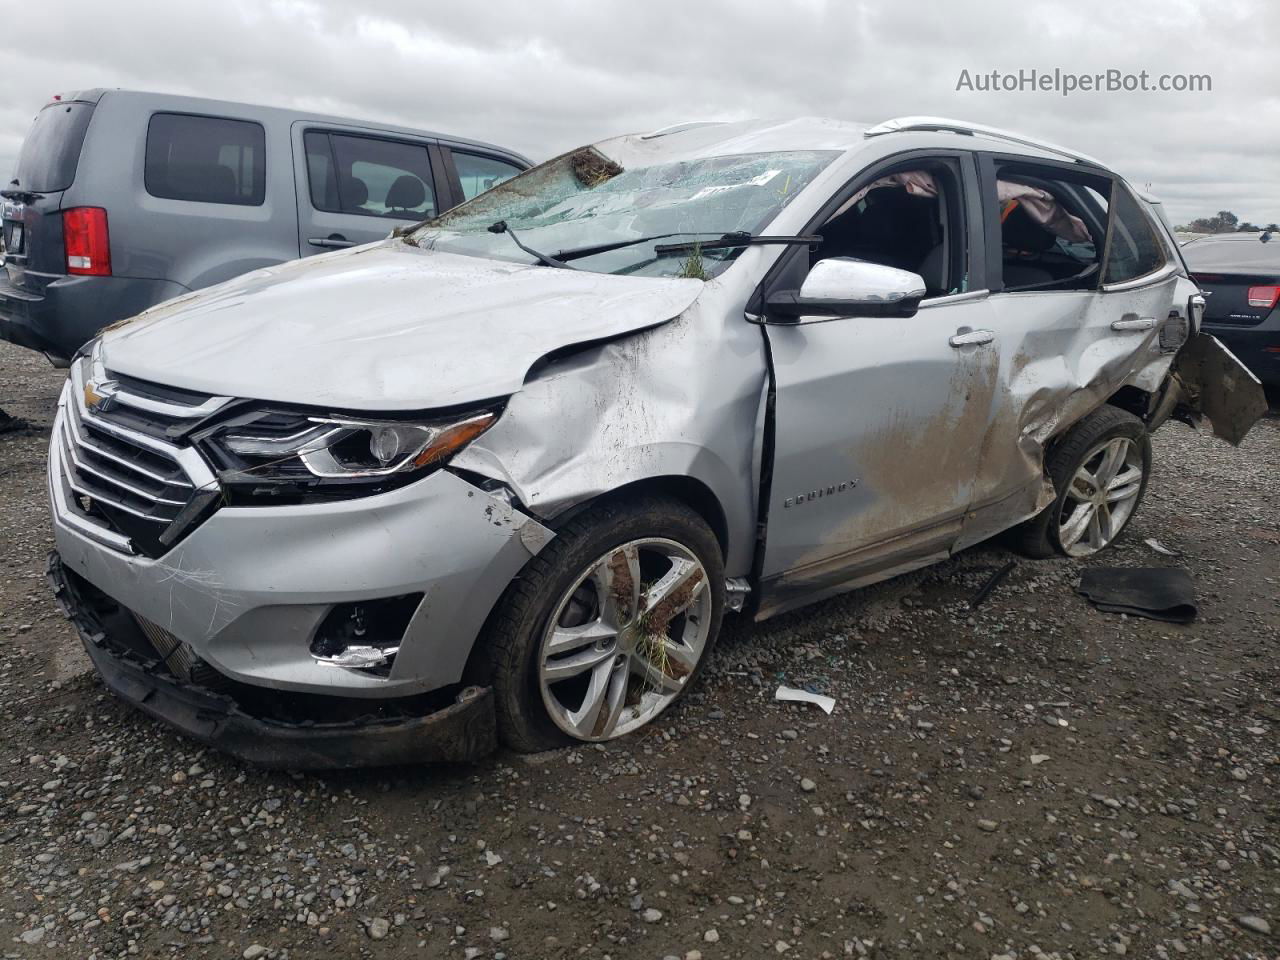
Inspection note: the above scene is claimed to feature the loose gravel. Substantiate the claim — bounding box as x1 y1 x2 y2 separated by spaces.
1 340 1277 959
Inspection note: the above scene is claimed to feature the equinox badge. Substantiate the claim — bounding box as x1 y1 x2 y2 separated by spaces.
784 479 859 508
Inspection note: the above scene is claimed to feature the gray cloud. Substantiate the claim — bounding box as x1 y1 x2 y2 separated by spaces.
3 0 1277 225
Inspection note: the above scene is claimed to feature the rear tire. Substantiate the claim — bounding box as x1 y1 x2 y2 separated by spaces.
482 496 725 753
1014 404 1151 559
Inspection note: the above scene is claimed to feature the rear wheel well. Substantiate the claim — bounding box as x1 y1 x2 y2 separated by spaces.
1042 393 1153 464
1105 385 1155 422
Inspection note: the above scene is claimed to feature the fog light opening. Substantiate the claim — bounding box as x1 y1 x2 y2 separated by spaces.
311 594 423 673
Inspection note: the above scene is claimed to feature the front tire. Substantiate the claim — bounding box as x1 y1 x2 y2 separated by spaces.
1014 404 1152 558
483 496 725 753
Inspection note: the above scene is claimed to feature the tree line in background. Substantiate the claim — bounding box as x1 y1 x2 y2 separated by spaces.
1175 210 1279 234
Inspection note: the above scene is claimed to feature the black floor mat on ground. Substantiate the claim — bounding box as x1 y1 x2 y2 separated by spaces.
1076 567 1198 623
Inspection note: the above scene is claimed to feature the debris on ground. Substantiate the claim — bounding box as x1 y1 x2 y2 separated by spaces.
969 559 1016 608
774 684 835 714
1077 566 1199 622
0 408 30 435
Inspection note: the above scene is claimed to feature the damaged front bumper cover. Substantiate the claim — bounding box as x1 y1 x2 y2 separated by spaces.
48 552 496 769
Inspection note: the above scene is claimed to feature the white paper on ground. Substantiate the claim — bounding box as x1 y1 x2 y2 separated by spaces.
774 685 835 715
1144 538 1178 556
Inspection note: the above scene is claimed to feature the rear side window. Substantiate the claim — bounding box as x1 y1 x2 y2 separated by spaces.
144 113 266 206
1102 185 1167 284
304 131 436 219
451 151 523 202
992 161 1109 293
13 101 95 193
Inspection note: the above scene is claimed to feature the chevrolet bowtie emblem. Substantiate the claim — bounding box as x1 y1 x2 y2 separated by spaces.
83 379 118 413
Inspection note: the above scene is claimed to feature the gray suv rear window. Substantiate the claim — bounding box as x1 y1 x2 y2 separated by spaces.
13 101 95 193
144 113 266 206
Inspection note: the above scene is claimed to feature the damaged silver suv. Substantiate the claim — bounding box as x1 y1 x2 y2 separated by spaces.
47 116 1265 767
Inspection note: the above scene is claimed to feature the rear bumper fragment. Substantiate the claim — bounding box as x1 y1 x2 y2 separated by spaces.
1170 332 1269 445
1201 324 1280 388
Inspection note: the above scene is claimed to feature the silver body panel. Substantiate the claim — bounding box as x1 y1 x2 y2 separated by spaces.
48 117 1262 700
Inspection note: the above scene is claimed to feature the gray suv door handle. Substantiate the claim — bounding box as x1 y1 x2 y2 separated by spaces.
949 328 995 347
1111 316 1157 331
309 235 355 249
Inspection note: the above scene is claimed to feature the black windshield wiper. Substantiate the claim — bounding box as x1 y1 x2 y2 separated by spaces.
487 220 575 269
551 232 734 263
653 231 822 256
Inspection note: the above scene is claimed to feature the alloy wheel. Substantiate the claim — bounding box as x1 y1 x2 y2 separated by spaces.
537 537 712 741
1057 436 1145 556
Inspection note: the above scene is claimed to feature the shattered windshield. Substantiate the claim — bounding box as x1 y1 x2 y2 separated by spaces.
409 146 838 278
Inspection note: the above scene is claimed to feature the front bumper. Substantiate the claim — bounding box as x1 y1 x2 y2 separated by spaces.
49 552 496 768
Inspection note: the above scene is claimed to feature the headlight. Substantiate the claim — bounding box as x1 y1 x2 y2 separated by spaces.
200 408 497 500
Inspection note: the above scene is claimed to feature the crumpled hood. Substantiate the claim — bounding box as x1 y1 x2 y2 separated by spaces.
100 241 704 410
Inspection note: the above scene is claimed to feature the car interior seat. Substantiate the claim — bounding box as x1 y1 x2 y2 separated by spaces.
1000 203 1057 288
816 186 941 276
915 242 947 295
342 176 370 211
385 175 427 216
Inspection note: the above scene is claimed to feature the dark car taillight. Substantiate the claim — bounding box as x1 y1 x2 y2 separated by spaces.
63 207 111 276
1246 285 1280 309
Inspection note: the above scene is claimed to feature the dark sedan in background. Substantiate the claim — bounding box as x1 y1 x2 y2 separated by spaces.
1183 232 1280 390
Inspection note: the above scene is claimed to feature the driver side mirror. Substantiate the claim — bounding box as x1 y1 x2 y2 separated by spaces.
766 257 927 323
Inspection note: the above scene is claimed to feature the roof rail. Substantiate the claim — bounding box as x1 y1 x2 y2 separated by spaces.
639 120 730 140
864 116 1104 167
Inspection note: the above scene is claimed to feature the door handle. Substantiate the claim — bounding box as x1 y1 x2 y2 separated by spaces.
309 235 355 249
949 328 995 347
1111 316 1157 331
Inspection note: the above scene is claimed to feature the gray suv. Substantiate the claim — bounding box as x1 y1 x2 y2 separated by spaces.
1 89 529 363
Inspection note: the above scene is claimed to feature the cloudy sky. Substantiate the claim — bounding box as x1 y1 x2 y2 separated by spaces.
4 0 1277 226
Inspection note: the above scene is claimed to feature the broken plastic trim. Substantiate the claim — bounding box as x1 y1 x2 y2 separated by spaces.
1169 333 1268 446
310 594 423 676
725 577 751 612
312 645 400 669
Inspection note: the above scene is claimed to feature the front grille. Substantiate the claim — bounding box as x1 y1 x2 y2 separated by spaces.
51 356 229 557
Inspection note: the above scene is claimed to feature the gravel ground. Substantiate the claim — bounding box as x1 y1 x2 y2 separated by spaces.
1 339 1278 960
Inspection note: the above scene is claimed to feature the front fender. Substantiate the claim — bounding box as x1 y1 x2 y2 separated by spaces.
450 315 765 575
